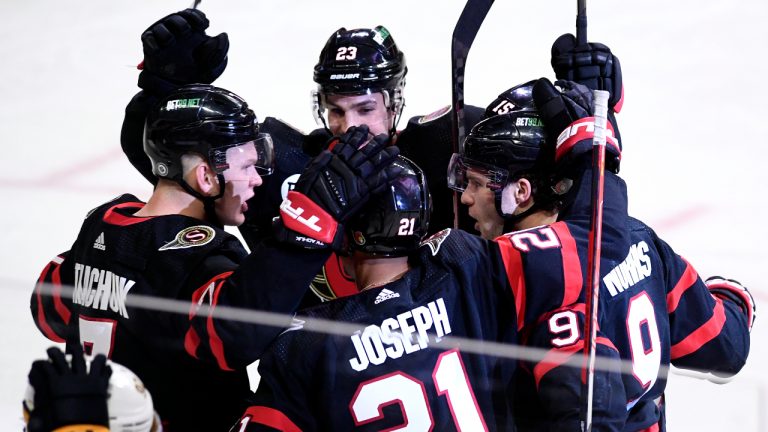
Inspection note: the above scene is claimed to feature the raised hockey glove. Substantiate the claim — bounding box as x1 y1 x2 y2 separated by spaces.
532 77 621 173
706 276 756 332
277 125 401 250
138 8 229 95
551 33 624 113
26 346 111 432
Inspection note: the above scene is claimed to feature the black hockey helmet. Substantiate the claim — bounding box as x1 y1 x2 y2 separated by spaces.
312 26 407 133
348 156 431 257
447 109 550 220
144 84 274 183
484 79 537 118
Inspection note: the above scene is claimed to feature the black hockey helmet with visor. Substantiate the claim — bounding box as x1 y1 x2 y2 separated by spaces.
144 84 274 186
447 109 548 220
347 156 430 257
312 26 407 135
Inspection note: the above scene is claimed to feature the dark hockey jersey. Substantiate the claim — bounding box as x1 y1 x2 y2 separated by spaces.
31 194 329 431
511 169 751 432
232 228 626 432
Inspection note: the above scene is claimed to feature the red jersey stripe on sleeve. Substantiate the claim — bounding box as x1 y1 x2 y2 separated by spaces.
242 406 302 432
551 223 583 308
207 278 233 371
50 261 71 324
670 298 726 359
188 272 235 371
497 237 526 331
35 260 65 343
665 259 698 313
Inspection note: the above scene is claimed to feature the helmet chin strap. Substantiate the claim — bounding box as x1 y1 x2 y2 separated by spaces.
178 173 227 227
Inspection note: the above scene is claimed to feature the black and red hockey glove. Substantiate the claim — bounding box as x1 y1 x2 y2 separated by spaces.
26 346 111 432
706 276 756 332
550 33 624 113
276 125 401 250
138 8 229 95
532 77 621 173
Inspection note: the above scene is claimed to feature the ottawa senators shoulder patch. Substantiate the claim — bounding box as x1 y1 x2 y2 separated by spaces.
159 225 216 251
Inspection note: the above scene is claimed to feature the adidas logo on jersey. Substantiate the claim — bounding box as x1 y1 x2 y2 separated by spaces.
93 232 106 251
374 288 400 304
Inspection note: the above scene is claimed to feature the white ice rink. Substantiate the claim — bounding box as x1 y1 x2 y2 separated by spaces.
1 0 766 430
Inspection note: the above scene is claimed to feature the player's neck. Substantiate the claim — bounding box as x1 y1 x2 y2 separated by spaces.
353 254 410 292
135 180 207 220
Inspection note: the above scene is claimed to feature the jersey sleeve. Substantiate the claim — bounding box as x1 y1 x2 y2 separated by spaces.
230 334 316 432
653 234 751 375
31 251 74 343
519 304 627 432
184 238 331 371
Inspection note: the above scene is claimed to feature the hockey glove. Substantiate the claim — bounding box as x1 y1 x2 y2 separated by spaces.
532 77 621 172
706 276 756 332
276 125 401 250
138 8 229 95
551 33 624 113
26 346 111 432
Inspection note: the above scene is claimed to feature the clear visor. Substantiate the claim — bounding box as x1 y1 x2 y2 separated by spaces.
446 153 509 193
209 133 275 181
311 89 394 136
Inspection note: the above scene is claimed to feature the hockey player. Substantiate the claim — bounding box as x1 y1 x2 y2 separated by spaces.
24 345 160 432
230 156 627 431
31 84 401 431
525 77 754 431
447 81 559 240
119 9 485 306
448 76 754 430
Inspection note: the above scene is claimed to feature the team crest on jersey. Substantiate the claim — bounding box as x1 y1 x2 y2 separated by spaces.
420 228 451 256
159 226 215 251
417 105 451 124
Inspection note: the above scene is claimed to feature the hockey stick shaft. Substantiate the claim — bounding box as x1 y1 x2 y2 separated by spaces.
450 0 494 228
580 89 610 432
577 0 588 45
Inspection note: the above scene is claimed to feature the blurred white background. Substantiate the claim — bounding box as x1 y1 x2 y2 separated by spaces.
1 0 766 429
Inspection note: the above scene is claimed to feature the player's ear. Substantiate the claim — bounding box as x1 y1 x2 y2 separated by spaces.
195 163 219 196
515 178 534 206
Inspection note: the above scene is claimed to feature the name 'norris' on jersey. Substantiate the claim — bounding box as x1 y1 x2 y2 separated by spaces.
603 241 652 297
72 263 135 319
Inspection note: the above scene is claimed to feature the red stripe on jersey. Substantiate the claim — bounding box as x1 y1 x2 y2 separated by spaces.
497 237 526 331
666 260 698 313
51 262 71 324
638 423 660 432
242 406 301 432
35 260 65 342
184 328 201 359
533 336 616 389
103 202 151 226
670 298 726 359
551 222 583 307
189 272 235 371
323 253 358 298
208 278 233 371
